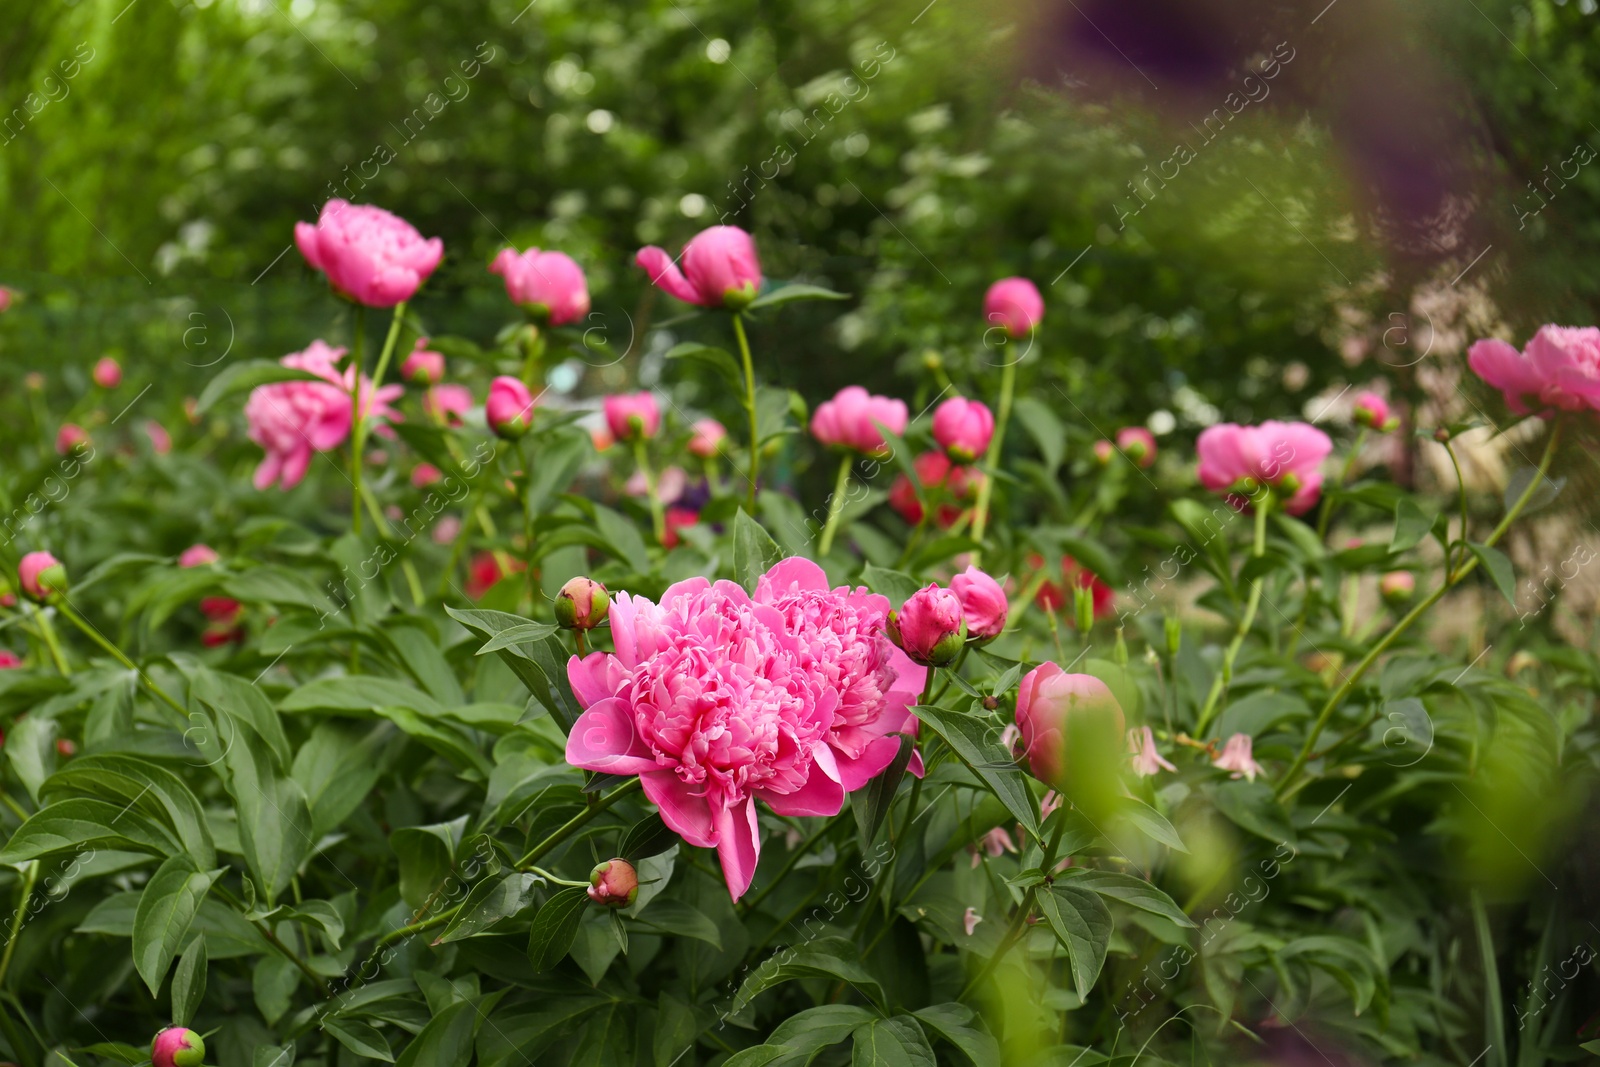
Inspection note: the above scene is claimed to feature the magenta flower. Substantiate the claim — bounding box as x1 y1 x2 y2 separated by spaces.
635 226 762 310
489 246 591 325
888 584 967 667
1015 663 1124 791
983 276 1044 339
688 418 727 459
810 385 908 457
18 551 66 602
950 565 1007 641
1468 325 1600 415
1213 733 1263 781
1128 726 1176 777
932 397 995 463
486 376 535 439
294 199 443 307
604 391 662 442
92 356 122 389
1116 426 1157 467
1195 420 1333 516
151 1027 205 1067
1351 391 1396 431
402 338 445 385
564 557 923 899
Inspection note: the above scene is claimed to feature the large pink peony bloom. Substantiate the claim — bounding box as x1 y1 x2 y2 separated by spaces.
1468 326 1600 415
489 247 590 325
1195 420 1332 516
565 557 923 899
244 340 402 491
635 226 762 309
295 200 443 307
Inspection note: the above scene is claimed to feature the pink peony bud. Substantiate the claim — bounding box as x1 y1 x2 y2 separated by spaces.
1092 439 1114 465
983 277 1044 339
489 247 591 325
555 577 610 630
1352 391 1398 431
887 451 979 528
56 424 89 456
1379 570 1415 606
950 565 1007 641
604 392 661 443
635 226 762 310
294 200 443 307
1195 421 1333 517
688 418 727 459
178 544 219 568
402 339 446 385
931 397 995 463
810 386 908 457
1116 426 1157 467
1015 663 1125 794
887 584 967 667
486 376 535 439
587 858 639 907
18 551 67 602
151 1027 205 1067
143 421 172 455
92 356 122 389
411 463 443 488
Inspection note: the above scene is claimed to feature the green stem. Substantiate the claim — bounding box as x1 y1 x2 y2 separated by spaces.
215 885 331 997
521 325 545 387
0 862 38 989
351 302 407 537
740 821 834 915
969 352 1019 564
54 601 187 724
958 813 1068 1001
1194 495 1272 737
348 305 366 534
634 438 666 543
1278 421 1562 795
527 865 590 888
31 608 69 677
1443 439 1471 573
1290 429 1367 658
732 312 760 512
514 778 642 869
817 453 853 557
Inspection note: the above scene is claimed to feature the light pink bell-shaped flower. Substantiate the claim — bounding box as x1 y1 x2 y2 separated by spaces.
1128 725 1176 777
1213 733 1263 781
635 226 762 309
295 199 443 307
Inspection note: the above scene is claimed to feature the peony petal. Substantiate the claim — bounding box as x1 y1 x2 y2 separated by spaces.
760 744 846 817
643 771 716 848
757 557 828 599
564 698 659 775
279 446 312 490
712 793 761 901
635 246 707 306
253 452 283 491
294 221 325 271
566 651 618 709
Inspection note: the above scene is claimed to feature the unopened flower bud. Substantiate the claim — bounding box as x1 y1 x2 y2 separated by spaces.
1379 570 1415 606
18 552 66 602
486 376 535 439
151 1027 205 1067
555 577 609 631
1164 614 1182 657
950 565 1007 642
588 858 638 907
1073 584 1095 635
888 585 967 667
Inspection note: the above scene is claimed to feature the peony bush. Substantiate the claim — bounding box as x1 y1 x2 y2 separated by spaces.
0 206 1591 1067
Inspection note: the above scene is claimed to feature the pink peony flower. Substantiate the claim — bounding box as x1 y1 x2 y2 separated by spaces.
432 514 462 545
932 397 995 463
151 1027 205 1067
1195 420 1333 516
950 565 1007 641
565 557 924 899
18 551 66 602
1128 726 1176 777
1468 325 1600 415
556 577 610 631
401 338 445 385
1093 439 1114 465
143 420 172 455
1116 426 1157 467
178 544 218 568
294 200 443 307
92 356 122 389
424 383 474 426
1015 663 1124 792
663 506 699 549
888 584 967 667
486 376 535 439
55 424 89 456
811 386 909 457
1213 733 1263 781
984 277 1044 339
1351 391 1396 431
587 858 638 907
636 226 762 310
0 287 13 312
688 418 727 459
245 340 401 491
604 392 662 442
627 464 687 505
489 247 590 325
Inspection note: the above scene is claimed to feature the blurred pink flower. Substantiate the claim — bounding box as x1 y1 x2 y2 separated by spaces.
1195 420 1333 516
401 338 445 385
1116 426 1157 467
963 907 984 936
1351 391 1396 431
55 424 89 455
1016 663 1124 791
245 340 400 491
92 356 122 389
971 826 1018 868
489 247 590 325
604 391 661 442
179 544 218 568
627 464 687 504
1213 733 1263 781
932 396 995 463
984 276 1044 338
1468 325 1600 415
424 384 474 426
0 650 20 669
688 418 727 459
1128 726 1176 777
811 386 908 457
486 376 535 439
636 225 762 309
294 200 443 307
432 514 462 545
143 420 172 454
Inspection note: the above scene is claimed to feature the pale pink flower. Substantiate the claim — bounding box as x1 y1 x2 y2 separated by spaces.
963 907 984 936
178 544 218 568
1195 420 1333 516
489 247 590 325
627 464 687 504
1128 726 1176 777
1116 426 1157 467
411 463 443 488
1040 790 1063 821
432 515 462 545
810 386 908 456
1000 724 1023 755
424 384 474 426
688 418 727 459
970 826 1018 868
143 421 172 454
635 226 762 309
295 200 443 307
55 424 89 455
92 356 122 389
1213 733 1263 781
